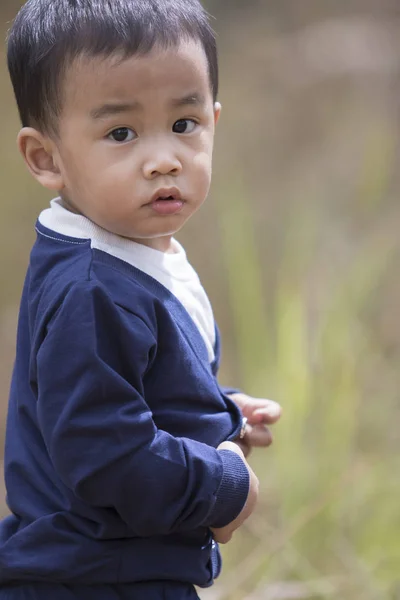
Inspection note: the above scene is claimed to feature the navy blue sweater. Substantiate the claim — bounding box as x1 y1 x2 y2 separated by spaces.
0 221 249 589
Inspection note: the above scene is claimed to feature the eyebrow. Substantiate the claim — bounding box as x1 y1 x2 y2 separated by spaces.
90 102 141 120
170 93 206 108
90 93 206 120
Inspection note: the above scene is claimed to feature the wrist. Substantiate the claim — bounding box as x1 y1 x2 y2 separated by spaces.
208 448 250 528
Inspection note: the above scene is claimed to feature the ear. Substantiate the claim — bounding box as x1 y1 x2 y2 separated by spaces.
17 127 64 191
214 102 222 126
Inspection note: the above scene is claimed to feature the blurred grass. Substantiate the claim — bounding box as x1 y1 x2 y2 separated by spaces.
211 123 400 599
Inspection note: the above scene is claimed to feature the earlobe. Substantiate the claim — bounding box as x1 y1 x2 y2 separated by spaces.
214 102 222 126
17 127 64 191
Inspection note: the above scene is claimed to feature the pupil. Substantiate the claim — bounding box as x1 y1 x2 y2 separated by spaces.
113 128 128 142
174 120 187 134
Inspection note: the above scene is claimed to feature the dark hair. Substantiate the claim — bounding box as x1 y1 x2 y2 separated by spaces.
7 0 218 134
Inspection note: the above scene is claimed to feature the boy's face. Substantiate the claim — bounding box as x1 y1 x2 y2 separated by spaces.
37 40 220 252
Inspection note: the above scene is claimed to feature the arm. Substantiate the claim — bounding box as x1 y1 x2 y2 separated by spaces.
36 280 249 537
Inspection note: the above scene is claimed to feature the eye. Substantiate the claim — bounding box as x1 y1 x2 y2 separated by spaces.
172 119 197 134
108 128 136 143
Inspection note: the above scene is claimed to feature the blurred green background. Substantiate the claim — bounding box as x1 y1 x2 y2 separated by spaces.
1 1 400 599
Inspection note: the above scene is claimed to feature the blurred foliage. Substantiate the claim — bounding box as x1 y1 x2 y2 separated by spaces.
1 1 400 599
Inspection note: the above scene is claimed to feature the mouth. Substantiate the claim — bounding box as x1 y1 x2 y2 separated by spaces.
147 188 185 216
149 188 183 205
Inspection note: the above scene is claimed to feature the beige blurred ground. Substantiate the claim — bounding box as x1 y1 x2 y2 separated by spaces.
1 1 400 599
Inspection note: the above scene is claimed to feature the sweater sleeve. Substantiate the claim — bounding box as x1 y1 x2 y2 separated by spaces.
35 280 249 536
220 386 241 397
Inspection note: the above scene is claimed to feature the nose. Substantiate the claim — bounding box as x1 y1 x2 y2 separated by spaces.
142 146 182 180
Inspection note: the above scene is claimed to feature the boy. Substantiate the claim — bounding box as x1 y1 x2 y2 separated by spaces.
0 1 281 598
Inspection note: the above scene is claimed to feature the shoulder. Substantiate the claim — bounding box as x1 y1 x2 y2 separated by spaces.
30 229 159 336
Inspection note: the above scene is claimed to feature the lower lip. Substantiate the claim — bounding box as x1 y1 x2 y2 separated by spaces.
150 199 184 215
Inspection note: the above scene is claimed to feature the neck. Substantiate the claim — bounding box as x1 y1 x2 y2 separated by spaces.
60 196 176 254
130 235 175 254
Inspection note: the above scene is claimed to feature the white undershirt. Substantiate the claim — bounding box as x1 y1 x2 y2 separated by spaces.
39 198 216 362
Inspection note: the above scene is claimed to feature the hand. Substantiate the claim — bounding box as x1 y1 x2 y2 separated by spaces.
211 441 259 544
229 393 282 457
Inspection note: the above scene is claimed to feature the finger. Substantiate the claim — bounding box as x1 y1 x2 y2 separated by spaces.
253 403 282 424
235 439 252 458
244 424 273 447
217 440 245 459
210 527 233 544
212 531 232 544
230 394 282 424
243 401 281 425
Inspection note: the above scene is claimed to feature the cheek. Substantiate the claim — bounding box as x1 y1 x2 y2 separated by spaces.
192 151 212 191
58 143 90 186
191 135 213 176
61 146 113 194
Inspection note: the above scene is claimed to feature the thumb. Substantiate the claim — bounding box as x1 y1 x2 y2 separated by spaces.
217 440 245 460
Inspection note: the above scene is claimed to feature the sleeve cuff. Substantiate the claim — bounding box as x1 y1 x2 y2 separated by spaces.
209 449 250 528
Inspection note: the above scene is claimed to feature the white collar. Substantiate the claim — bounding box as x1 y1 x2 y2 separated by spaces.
39 198 194 280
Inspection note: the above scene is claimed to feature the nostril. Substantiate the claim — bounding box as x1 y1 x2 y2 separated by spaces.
145 162 181 178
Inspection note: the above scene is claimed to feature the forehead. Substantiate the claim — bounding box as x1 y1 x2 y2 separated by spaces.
62 39 212 115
